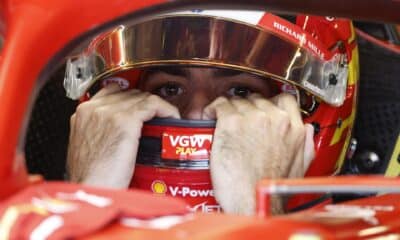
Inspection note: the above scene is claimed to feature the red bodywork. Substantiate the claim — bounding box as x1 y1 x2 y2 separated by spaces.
0 0 399 239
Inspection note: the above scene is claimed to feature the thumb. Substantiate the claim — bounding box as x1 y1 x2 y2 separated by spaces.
303 123 315 174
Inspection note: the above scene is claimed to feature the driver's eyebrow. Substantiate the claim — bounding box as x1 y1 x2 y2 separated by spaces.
212 68 243 77
144 66 187 77
144 67 244 78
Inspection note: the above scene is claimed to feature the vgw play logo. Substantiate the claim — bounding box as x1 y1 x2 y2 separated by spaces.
162 133 213 159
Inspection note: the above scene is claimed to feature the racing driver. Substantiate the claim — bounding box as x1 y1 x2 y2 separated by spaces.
65 10 355 215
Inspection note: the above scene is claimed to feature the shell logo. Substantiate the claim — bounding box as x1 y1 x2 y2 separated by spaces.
151 180 167 194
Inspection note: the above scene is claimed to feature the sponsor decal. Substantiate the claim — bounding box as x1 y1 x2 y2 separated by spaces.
56 190 112 208
0 198 73 240
30 215 64 240
151 180 167 195
162 132 213 160
121 214 194 229
31 197 78 214
101 77 130 90
313 204 394 225
169 186 214 198
189 201 222 213
281 83 298 95
183 10 265 25
273 21 306 43
271 20 326 59
307 40 325 59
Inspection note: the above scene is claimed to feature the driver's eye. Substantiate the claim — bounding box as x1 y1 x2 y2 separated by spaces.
227 86 252 98
155 82 184 98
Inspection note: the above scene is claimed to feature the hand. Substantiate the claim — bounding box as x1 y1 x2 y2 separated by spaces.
67 84 180 188
203 93 314 215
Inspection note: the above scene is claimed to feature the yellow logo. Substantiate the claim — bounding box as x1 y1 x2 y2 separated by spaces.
176 147 197 155
151 180 167 195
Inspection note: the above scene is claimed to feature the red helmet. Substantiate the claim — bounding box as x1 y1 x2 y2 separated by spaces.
64 10 359 212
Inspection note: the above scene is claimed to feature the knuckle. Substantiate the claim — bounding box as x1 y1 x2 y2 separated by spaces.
254 97 268 105
132 102 148 113
281 120 291 133
223 113 242 126
214 96 229 105
279 93 297 104
294 125 306 143
92 106 107 117
146 94 162 103
276 110 290 123
75 103 89 115
252 110 268 122
75 101 99 116
277 111 291 130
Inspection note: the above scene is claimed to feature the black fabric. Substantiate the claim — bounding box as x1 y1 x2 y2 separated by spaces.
25 68 78 180
341 34 400 175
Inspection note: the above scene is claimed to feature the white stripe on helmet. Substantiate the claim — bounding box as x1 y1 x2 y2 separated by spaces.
163 10 265 25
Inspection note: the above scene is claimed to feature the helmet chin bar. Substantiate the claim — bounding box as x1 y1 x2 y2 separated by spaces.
137 118 216 169
64 14 349 106
132 118 220 213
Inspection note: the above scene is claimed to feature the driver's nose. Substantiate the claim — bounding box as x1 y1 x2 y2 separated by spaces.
181 92 214 120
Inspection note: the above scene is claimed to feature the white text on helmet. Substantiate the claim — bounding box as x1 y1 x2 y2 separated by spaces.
169 186 214 198
189 201 222 213
169 135 212 148
273 21 305 43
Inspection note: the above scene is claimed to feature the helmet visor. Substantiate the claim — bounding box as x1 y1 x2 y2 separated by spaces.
64 14 348 106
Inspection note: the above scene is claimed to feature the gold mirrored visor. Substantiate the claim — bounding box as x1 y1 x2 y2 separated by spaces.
64 15 348 106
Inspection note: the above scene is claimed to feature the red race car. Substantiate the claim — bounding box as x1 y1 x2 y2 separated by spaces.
0 0 399 239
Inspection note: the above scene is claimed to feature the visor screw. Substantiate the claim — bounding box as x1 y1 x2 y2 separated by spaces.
356 151 381 172
329 74 338 85
76 68 83 79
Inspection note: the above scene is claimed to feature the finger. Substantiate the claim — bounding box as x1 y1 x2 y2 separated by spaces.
203 97 236 120
79 91 149 134
67 114 78 176
69 114 76 142
129 95 181 121
89 89 150 111
248 93 278 113
303 123 315 172
288 123 315 178
90 88 142 108
230 97 256 115
67 114 77 163
90 83 122 100
288 148 305 178
270 93 302 126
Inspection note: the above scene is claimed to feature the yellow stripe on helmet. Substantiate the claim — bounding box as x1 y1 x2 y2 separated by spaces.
385 134 400 177
347 46 359 86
